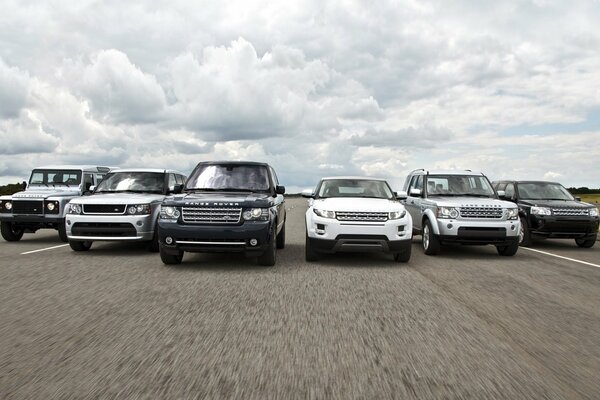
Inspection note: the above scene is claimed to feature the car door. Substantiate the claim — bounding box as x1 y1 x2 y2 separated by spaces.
405 174 424 231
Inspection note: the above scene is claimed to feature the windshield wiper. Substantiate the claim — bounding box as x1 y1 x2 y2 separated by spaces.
454 193 492 197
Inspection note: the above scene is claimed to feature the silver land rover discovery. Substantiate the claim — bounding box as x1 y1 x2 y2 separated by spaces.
402 169 520 256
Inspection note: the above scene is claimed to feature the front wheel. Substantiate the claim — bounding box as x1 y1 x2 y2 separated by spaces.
159 245 183 265
518 216 531 247
497 241 519 256
422 220 441 255
58 223 68 242
69 240 92 251
258 225 277 266
1 221 24 241
305 232 318 262
575 237 596 248
147 230 159 252
276 221 285 249
393 245 412 263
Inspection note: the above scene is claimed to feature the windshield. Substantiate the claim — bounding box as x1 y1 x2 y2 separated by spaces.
29 169 82 186
317 179 394 199
517 182 574 201
95 172 165 194
186 164 270 192
426 175 495 197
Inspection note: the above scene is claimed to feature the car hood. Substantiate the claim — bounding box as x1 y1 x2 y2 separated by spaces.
164 192 274 208
427 196 515 208
12 188 81 199
519 199 595 208
313 197 404 212
72 193 166 204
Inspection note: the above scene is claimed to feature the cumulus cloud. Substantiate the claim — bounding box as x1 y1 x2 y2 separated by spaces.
0 59 29 118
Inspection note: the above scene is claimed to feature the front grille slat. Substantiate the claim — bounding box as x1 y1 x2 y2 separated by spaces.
12 200 44 215
182 207 242 224
552 208 589 216
336 211 388 222
83 204 126 214
460 207 503 219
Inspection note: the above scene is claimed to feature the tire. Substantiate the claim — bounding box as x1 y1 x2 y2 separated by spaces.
147 230 159 252
58 222 68 242
1 221 24 241
69 240 92 251
422 219 441 255
497 241 519 256
518 216 531 247
159 245 183 265
276 221 286 249
575 236 596 248
258 224 277 266
393 245 412 263
305 232 318 262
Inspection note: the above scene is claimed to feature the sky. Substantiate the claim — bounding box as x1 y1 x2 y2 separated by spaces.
1 0 600 192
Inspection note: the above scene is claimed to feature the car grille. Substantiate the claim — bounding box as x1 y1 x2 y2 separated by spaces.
83 204 126 214
181 207 242 224
12 200 44 215
459 206 503 219
336 211 388 222
552 208 589 216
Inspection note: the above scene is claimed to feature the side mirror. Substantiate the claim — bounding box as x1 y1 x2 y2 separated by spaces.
275 185 286 195
89 185 95 192
301 189 314 198
409 188 422 197
575 196 581 202
171 184 184 194
496 190 506 198
22 182 27 190
395 190 408 200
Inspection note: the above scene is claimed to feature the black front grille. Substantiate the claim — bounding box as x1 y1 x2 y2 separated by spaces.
12 200 44 215
71 222 137 237
83 204 126 214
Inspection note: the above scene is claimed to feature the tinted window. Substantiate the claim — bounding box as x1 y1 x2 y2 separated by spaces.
425 175 494 197
186 164 270 191
96 172 166 193
29 169 82 186
517 182 573 201
168 174 177 188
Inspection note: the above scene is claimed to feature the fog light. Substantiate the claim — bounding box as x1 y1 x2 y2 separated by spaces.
66 220 71 225
165 237 173 245
397 225 405 232
511 225 516 231
447 223 453 229
136 220 143 226
249 238 258 246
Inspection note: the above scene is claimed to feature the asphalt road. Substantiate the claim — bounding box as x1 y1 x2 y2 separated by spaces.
1 197 599 399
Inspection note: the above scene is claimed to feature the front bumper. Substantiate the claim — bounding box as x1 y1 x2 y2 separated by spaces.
309 236 412 254
0 213 63 226
306 214 412 242
65 214 155 241
436 219 519 245
528 215 599 239
157 219 271 254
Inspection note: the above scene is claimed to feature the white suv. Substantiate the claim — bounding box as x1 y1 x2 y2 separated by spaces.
302 177 412 263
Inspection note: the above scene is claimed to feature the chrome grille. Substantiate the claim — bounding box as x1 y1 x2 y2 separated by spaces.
336 211 388 222
83 204 126 214
552 208 589 216
12 200 44 215
182 207 242 224
460 206 503 219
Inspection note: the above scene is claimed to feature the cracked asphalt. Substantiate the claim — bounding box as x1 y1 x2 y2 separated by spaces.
1 197 599 399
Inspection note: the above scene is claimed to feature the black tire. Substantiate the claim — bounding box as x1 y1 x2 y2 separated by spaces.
575 236 596 248
422 219 441 255
1 221 24 241
69 240 92 251
497 241 519 256
58 222 68 242
276 221 286 249
393 245 412 263
518 216 531 247
159 245 183 265
147 230 159 252
258 224 277 266
305 232 318 262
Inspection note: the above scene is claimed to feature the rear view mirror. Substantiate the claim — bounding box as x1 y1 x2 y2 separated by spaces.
409 188 422 197
395 191 408 200
301 189 314 198
275 185 286 195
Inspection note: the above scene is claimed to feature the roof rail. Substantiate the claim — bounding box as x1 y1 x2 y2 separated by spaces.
409 168 425 174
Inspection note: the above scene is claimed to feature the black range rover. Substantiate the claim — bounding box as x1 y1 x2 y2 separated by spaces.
157 161 286 266
493 180 599 248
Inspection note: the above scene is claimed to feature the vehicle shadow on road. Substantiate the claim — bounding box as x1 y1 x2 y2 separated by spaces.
418 243 519 261
83 241 154 257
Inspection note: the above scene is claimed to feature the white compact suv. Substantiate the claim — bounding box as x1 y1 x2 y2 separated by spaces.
66 168 186 252
302 177 413 262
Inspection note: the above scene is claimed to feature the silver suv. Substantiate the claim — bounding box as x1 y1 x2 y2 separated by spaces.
66 168 186 252
0 165 111 242
402 169 520 256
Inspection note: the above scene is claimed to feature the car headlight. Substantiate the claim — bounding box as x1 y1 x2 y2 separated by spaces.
68 203 82 214
243 208 269 221
590 208 599 217
160 206 180 219
313 208 336 219
127 204 151 215
389 210 407 220
1 201 12 212
506 208 518 220
437 206 459 219
531 206 552 216
45 201 60 213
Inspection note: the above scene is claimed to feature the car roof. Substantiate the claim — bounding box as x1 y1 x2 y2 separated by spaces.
321 176 387 181
109 168 185 175
411 169 485 176
195 161 269 167
34 165 113 172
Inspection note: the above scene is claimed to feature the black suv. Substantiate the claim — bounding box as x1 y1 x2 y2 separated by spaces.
493 180 599 248
157 161 286 265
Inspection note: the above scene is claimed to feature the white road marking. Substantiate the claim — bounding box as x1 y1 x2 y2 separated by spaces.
521 247 600 269
21 244 69 255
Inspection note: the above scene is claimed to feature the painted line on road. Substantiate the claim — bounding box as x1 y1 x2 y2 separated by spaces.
521 247 600 269
21 244 69 255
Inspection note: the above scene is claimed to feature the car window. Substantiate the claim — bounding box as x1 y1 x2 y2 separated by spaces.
317 179 393 199
186 165 270 191
424 175 494 197
505 183 515 198
83 174 94 190
408 175 423 195
168 173 177 188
